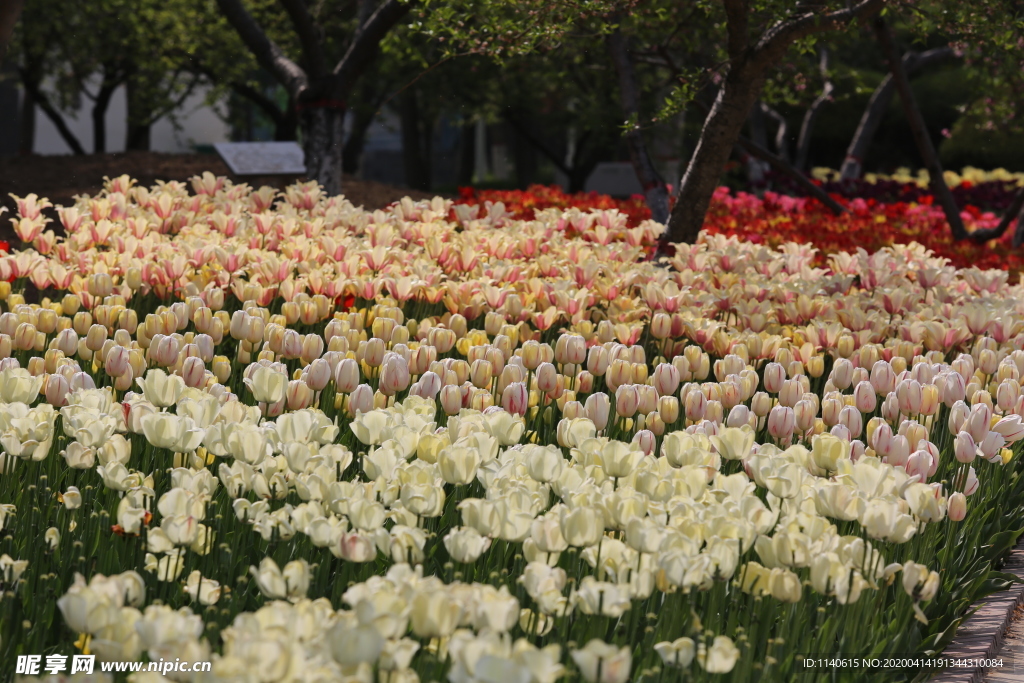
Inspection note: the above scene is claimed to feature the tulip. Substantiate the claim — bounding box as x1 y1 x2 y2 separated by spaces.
763 362 785 393
501 382 528 416
948 492 967 521
571 639 632 683
767 406 795 442
379 354 411 396
443 526 492 563
335 358 360 393
585 392 611 431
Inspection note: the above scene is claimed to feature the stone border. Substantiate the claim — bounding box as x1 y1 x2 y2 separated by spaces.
930 538 1024 682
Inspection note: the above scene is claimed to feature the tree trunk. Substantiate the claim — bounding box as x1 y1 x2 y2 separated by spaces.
746 103 769 187
399 88 430 191
873 18 966 241
607 25 669 223
92 81 118 154
300 104 345 196
342 105 376 175
664 67 765 244
276 97 298 141
125 78 152 151
456 119 475 186
839 76 894 180
510 117 537 189
840 46 955 180
0 0 23 70
18 85 34 155
126 123 151 151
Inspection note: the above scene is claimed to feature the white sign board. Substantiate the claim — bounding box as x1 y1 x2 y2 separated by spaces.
213 141 306 175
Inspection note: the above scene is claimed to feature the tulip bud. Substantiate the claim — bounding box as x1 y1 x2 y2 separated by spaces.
182 356 206 388
887 435 910 467
536 362 557 393
286 379 314 410
821 397 842 427
614 384 639 418
831 358 854 391
501 382 528 416
684 388 707 422
767 405 795 441
632 430 656 455
658 395 679 425
870 360 896 396
751 391 772 417
348 384 374 416
837 405 863 438
652 363 680 397
764 362 785 393
725 404 750 429
45 373 70 407
104 345 130 377
948 492 967 521
586 346 609 376
585 392 611 431
896 379 923 415
965 402 992 442
305 358 331 392
379 354 411 396
792 399 814 432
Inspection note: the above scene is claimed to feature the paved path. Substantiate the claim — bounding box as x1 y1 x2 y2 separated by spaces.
985 604 1024 681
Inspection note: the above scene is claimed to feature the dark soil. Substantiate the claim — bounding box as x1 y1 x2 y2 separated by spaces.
0 151 443 242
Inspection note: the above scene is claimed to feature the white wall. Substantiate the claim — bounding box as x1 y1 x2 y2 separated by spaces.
31 75 231 155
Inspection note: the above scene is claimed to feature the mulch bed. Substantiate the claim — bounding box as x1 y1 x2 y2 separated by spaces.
0 151 443 242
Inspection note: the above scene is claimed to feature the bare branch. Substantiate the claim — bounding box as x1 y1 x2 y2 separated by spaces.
873 16 967 241
278 0 328 78
608 24 669 223
215 0 308 96
503 113 572 176
840 45 955 179
334 0 414 87
759 102 790 161
967 186 1024 244
795 47 833 170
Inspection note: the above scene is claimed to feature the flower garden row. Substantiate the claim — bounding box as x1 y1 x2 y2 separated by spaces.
1 173 1024 682
456 167 1024 272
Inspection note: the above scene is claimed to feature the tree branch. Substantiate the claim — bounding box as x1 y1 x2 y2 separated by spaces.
20 73 86 155
759 102 790 161
214 0 308 96
737 134 845 214
873 16 967 241
794 47 833 170
839 45 955 179
757 0 886 64
231 81 287 127
967 186 1024 244
503 113 571 176
278 0 328 78
334 0 413 88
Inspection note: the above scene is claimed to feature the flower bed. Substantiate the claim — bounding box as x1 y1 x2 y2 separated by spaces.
457 179 1024 273
2 174 1024 682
